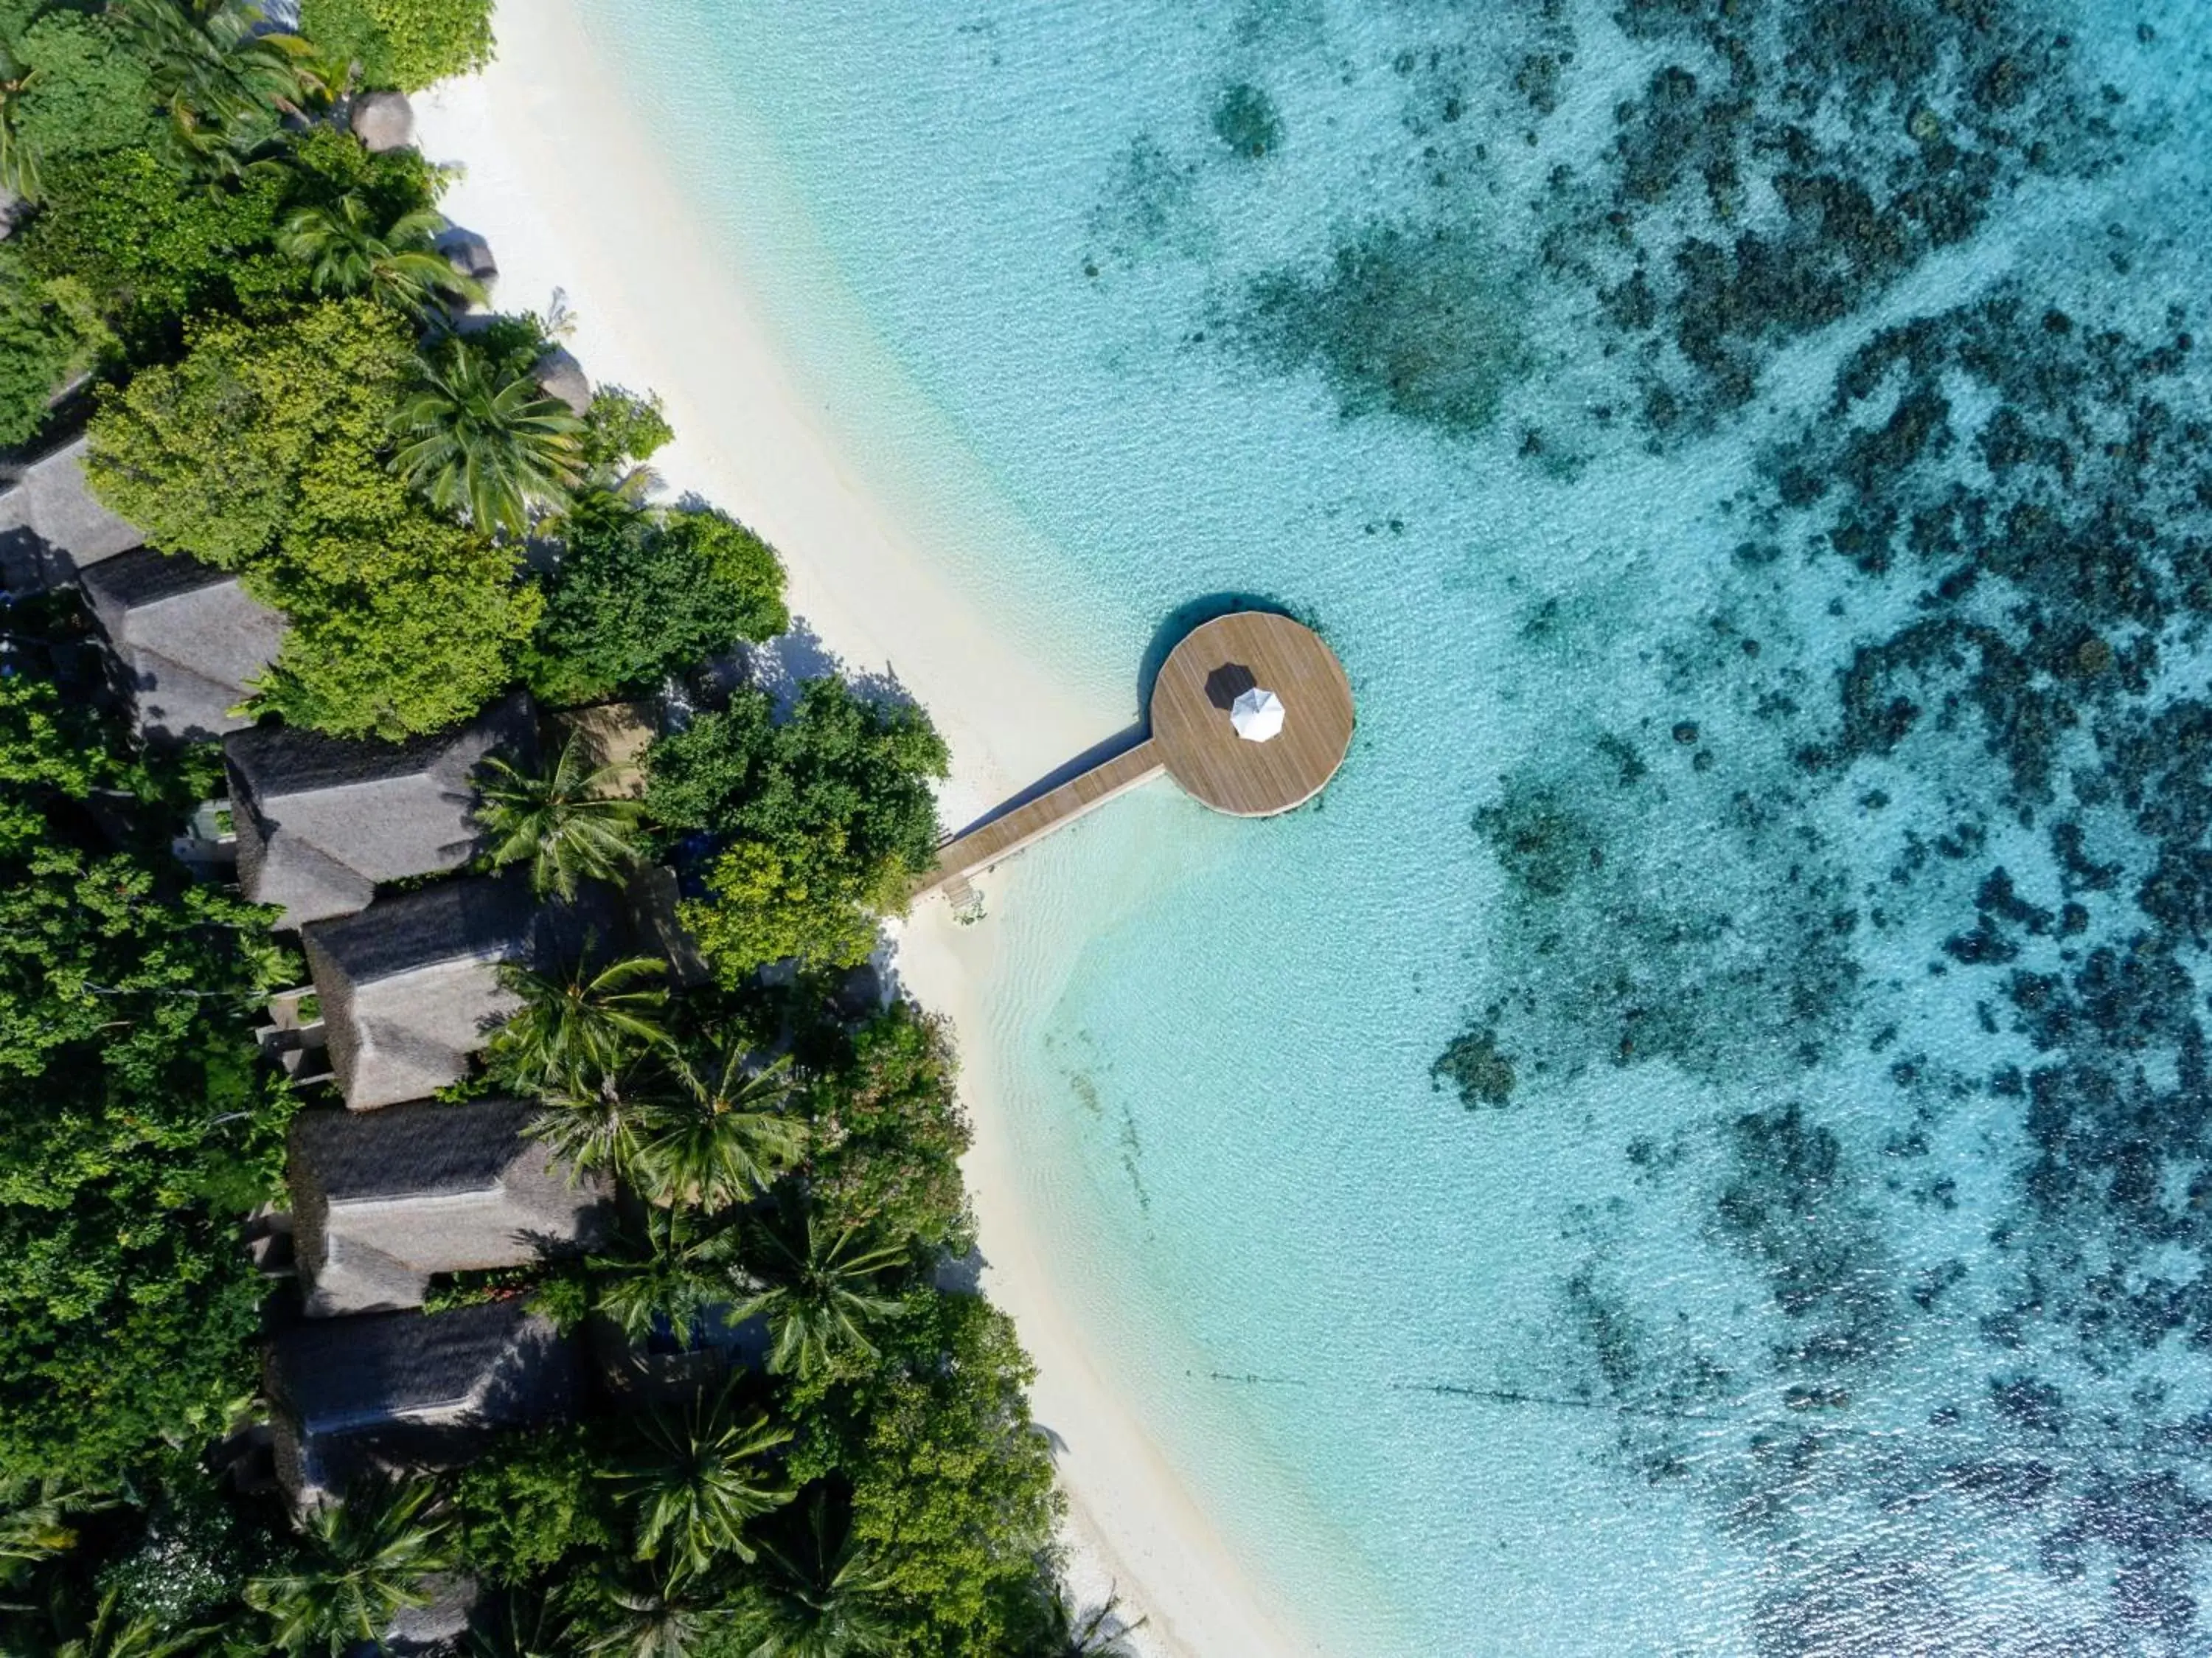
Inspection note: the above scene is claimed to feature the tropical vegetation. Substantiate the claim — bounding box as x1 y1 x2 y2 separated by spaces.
0 4 1127 1654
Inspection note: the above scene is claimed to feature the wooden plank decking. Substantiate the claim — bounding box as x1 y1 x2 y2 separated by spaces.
913 738 1166 898
910 610 1352 903
1147 611 1355 818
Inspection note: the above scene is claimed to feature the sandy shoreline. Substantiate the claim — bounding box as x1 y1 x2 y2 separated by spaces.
414 7 1314 1653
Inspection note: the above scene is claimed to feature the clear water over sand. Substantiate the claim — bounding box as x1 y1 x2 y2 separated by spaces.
586 2 2212 1650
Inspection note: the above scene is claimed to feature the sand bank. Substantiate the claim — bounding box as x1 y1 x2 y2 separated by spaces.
414 7 1315 1652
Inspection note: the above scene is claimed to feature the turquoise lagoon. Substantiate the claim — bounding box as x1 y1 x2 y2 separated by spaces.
584 2 2212 1651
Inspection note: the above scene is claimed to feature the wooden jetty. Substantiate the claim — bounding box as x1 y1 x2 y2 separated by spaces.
914 611 1353 899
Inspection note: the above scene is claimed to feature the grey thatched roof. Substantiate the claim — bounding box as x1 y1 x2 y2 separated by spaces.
302 875 618 1111
0 435 142 593
228 693 536 928
349 91 414 152
532 348 591 417
79 548 284 741
290 1097 612 1317
266 1301 580 1502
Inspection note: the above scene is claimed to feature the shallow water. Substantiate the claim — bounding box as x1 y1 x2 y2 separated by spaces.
588 1 2212 1651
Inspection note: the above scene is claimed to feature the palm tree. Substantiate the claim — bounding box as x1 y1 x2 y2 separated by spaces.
1027 1584 1147 1658
278 193 487 312
113 0 315 170
394 342 585 536
588 1205 745 1348
572 1561 740 1658
731 1207 908 1379
0 41 43 203
0 1475 106 1572
244 1482 453 1658
489 953 670 1096
49 1590 216 1658
608 1383 793 1575
476 729 647 901
526 1078 647 1184
463 1589 566 1658
628 1049 806 1210
733 1491 893 1658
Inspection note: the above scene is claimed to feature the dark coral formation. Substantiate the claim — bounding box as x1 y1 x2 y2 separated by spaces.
1237 224 1526 435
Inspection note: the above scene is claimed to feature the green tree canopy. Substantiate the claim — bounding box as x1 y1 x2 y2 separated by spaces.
299 0 493 93
647 681 946 982
452 1424 621 1587
88 296 414 567
6 9 157 192
0 655 290 1488
797 1005 970 1249
799 1296 1062 1654
529 491 790 707
88 299 538 737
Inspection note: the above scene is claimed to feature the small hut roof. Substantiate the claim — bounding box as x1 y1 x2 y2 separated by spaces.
266 1302 580 1500
302 877 535 1111
289 1096 611 1317
302 876 619 1111
80 548 284 741
349 91 415 153
227 693 536 927
532 348 592 417
0 434 142 593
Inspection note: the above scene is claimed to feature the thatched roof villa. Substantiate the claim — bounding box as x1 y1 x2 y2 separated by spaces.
227 693 538 928
0 434 142 592
288 1096 612 1317
265 1300 582 1504
78 548 285 743
301 875 608 1111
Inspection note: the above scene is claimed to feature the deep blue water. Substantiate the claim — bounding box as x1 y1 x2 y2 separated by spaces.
588 2 2212 1651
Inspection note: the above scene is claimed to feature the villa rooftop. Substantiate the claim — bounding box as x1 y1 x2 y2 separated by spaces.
228 693 537 928
0 434 142 593
302 875 608 1110
290 1096 612 1317
80 548 285 742
265 1300 581 1503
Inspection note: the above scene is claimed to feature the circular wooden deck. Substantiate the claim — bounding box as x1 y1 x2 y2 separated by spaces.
1149 611 1353 817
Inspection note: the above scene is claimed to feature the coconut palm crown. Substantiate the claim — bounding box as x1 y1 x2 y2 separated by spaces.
113 0 316 172
731 1208 909 1380
607 1384 793 1577
279 193 488 313
628 1048 806 1211
394 341 585 537
475 729 647 901
734 1490 894 1658
488 952 670 1097
243 1481 452 1658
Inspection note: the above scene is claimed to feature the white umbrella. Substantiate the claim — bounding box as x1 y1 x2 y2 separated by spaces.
1230 686 1284 743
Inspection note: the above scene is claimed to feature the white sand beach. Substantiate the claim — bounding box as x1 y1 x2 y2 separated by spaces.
414 6 1315 1653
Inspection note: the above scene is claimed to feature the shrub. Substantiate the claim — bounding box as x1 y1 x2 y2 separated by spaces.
0 661 291 1486
451 1424 619 1584
647 680 946 980
300 0 493 91
579 384 673 474
529 491 789 705
89 301 536 737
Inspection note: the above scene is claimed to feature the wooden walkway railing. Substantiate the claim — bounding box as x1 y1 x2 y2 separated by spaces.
912 738 1165 899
